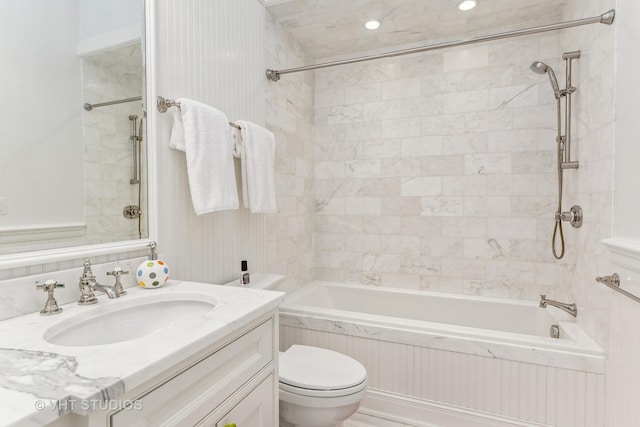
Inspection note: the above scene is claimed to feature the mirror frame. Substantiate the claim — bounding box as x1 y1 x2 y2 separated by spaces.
0 0 158 270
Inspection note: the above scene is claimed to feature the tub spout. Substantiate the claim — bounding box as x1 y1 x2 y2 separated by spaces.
539 295 577 317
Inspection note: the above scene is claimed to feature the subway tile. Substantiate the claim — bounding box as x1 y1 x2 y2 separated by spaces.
381 197 423 216
381 158 422 177
443 45 489 72
487 174 537 196
382 78 422 100
442 133 488 155
345 82 383 104
400 177 442 196
487 218 537 240
345 160 382 178
463 196 511 217
401 136 443 157
443 217 487 238
423 160 473 191
421 155 465 176
443 89 488 113
488 84 538 110
465 153 512 175
464 238 512 259
420 196 464 217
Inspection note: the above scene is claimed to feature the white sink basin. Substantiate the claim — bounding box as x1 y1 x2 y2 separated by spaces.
43 292 217 347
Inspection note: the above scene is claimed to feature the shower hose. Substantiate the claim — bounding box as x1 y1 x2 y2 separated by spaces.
552 97 565 260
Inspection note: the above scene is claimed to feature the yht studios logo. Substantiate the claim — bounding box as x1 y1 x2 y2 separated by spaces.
35 399 143 412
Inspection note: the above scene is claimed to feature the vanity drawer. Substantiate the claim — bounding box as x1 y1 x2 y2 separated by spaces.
110 318 273 427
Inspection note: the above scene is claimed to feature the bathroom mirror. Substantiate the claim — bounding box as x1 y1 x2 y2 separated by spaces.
0 0 152 265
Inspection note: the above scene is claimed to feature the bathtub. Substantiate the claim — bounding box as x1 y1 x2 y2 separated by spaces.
279 281 605 426
280 280 603 370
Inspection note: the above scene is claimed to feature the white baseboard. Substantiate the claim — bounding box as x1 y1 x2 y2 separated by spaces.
359 389 550 427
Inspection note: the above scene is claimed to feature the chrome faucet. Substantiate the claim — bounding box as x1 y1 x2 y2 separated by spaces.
93 283 118 299
78 259 98 305
539 294 577 317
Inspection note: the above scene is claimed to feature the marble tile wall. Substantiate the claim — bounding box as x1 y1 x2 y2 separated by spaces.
264 12 315 291
559 0 616 353
82 44 147 244
314 34 574 300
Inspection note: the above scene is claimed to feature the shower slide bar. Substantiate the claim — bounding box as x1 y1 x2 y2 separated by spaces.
156 96 242 129
265 9 615 82
84 96 143 111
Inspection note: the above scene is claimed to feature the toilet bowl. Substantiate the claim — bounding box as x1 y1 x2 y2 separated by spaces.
278 345 368 427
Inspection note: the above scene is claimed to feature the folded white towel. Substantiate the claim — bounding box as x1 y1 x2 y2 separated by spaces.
233 120 277 213
169 98 239 214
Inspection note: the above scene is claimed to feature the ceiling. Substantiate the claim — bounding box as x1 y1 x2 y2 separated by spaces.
265 0 569 60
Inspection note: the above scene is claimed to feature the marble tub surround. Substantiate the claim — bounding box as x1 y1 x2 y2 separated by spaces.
0 256 147 321
0 280 284 426
314 33 574 301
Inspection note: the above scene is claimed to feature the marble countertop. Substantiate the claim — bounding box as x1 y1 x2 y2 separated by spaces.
0 281 284 427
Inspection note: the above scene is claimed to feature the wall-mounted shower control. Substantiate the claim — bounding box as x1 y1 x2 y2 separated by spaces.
555 205 582 228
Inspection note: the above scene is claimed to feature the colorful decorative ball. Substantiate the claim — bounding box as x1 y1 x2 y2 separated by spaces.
136 259 170 289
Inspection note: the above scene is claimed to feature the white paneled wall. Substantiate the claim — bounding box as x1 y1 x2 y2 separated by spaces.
154 0 266 284
281 325 605 426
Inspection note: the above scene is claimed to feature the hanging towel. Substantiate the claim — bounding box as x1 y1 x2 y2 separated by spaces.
233 120 277 213
169 98 239 214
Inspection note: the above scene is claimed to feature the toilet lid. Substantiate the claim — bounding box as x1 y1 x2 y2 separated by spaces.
279 345 367 391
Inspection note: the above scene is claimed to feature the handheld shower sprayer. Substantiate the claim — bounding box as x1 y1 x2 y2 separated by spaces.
529 61 561 99
530 54 582 259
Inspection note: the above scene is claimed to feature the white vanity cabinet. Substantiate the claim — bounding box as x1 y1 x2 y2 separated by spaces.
49 311 279 427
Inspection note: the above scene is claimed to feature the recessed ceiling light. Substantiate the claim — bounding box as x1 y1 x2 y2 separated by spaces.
458 0 478 11
365 20 381 30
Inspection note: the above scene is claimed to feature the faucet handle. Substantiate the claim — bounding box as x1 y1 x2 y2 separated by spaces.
107 267 129 297
36 279 64 315
107 267 130 277
36 279 65 291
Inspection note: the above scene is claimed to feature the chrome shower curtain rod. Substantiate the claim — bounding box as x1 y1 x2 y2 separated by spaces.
265 9 615 82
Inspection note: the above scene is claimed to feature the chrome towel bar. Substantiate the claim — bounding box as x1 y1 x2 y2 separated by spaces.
156 96 241 129
596 273 640 304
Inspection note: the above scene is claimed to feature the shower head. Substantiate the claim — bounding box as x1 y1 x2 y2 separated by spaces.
530 61 561 99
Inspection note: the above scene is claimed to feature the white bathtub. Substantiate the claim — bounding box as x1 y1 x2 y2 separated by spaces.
279 281 605 426
279 281 603 372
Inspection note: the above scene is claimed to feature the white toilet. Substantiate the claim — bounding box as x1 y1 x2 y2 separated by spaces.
278 344 368 427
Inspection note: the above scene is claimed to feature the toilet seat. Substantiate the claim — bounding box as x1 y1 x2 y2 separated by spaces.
279 378 367 398
279 345 367 393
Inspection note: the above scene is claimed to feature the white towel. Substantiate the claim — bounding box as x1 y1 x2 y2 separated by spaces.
233 120 277 213
169 98 239 214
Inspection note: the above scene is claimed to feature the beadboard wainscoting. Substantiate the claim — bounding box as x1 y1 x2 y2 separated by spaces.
154 0 267 284
281 325 605 426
